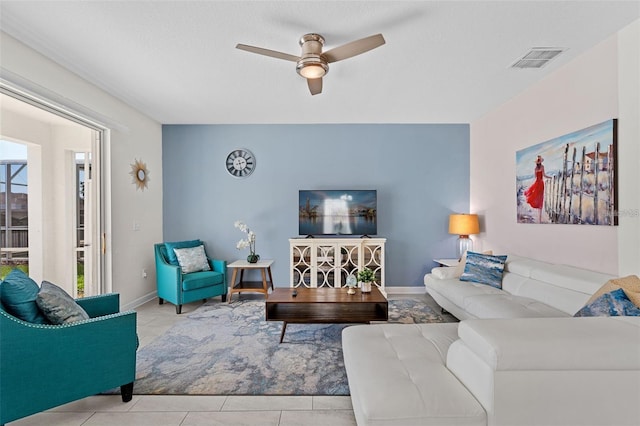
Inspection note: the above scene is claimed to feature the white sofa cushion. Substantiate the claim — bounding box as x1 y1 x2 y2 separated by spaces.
531 264 613 295
425 277 567 319
427 279 504 309
462 294 569 319
431 266 461 280
426 254 618 318
343 323 486 426
503 255 552 276
456 317 640 371
448 337 640 426
448 317 640 426
501 274 591 315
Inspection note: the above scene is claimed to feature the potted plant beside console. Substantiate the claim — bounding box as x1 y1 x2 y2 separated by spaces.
357 267 375 293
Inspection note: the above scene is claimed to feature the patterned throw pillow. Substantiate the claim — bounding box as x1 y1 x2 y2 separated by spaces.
586 275 640 308
164 239 202 266
460 251 508 289
36 281 90 324
173 245 211 274
453 249 494 278
574 288 640 317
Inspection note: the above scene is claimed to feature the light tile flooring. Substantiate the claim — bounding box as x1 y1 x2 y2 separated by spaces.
9 292 456 426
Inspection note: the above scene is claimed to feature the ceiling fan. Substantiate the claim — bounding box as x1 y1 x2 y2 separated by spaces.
236 33 385 95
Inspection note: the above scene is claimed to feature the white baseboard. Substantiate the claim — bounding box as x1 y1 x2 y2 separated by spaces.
121 287 425 309
386 286 427 295
122 291 157 311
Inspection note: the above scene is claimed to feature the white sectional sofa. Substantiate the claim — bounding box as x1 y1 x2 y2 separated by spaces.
342 255 640 426
425 254 614 319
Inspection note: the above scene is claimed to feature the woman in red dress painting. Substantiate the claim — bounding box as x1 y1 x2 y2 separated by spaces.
524 155 551 223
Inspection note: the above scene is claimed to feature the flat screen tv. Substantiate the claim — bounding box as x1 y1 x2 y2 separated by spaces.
299 190 377 236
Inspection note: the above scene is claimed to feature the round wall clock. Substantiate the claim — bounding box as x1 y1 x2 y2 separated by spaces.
226 148 256 178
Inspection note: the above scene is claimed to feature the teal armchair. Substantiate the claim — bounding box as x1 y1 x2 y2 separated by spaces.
155 242 227 314
0 293 137 426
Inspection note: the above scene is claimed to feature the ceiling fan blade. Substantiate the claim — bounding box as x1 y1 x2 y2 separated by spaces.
323 34 385 63
307 78 322 95
236 44 300 62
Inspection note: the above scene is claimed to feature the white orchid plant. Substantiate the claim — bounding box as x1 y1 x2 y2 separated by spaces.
234 221 256 255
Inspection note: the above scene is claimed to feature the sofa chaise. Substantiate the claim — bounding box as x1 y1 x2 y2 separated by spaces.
342 255 640 426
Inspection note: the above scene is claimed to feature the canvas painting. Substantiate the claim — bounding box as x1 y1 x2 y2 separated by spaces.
516 119 617 225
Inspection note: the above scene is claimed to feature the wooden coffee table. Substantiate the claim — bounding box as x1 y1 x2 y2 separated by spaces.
265 286 388 343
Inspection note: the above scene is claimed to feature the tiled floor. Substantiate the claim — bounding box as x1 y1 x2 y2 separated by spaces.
8 291 456 426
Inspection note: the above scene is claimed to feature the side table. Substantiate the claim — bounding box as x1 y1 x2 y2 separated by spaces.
228 259 274 303
433 258 460 267
432 258 458 316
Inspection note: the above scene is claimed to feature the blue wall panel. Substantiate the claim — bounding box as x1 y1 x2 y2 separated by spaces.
162 124 469 288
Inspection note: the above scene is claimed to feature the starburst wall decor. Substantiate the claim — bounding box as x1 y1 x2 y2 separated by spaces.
129 159 150 191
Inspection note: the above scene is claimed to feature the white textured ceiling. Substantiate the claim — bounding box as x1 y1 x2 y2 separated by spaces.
1 1 638 124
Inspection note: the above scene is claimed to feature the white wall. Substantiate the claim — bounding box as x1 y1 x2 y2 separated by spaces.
617 21 640 277
470 20 639 276
163 124 470 288
1 32 163 308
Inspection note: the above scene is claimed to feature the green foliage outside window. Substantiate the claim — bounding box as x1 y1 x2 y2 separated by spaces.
1 264 85 296
0 264 28 280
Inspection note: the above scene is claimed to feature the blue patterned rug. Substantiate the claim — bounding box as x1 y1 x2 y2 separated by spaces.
133 298 444 395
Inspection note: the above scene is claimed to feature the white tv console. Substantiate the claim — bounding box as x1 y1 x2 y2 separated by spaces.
289 237 386 296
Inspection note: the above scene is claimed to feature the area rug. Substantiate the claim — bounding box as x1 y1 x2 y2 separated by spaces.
133 298 444 396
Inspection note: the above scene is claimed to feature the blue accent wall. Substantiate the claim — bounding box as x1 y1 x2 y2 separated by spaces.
162 124 469 288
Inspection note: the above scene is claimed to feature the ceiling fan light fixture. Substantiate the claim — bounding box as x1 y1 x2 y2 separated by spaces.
296 56 329 79
299 64 326 79
237 32 384 94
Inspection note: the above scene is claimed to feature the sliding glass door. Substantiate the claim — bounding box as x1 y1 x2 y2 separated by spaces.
0 89 105 297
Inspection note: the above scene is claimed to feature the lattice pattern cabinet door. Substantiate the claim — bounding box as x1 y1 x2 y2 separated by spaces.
315 242 338 288
289 238 386 295
290 244 313 287
359 240 385 292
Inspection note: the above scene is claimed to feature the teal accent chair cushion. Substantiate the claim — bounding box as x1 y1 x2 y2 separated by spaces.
0 268 49 324
36 281 90 324
164 239 202 266
0 293 138 425
182 270 225 291
155 242 227 314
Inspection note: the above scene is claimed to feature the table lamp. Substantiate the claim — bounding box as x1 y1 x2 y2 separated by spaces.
449 213 480 259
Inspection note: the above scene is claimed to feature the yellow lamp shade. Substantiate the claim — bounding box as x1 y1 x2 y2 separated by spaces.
449 214 480 236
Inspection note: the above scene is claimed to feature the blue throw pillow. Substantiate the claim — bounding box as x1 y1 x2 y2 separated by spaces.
0 269 49 324
460 251 508 289
574 288 640 317
164 239 202 266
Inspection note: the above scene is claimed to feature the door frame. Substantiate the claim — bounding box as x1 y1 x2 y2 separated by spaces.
0 82 112 294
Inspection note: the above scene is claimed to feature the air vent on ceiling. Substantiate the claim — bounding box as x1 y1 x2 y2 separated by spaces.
510 47 565 69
